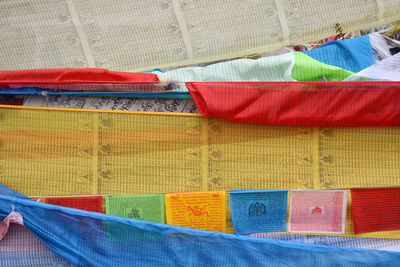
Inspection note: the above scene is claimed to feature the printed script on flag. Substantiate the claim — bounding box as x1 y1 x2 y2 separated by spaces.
165 191 226 232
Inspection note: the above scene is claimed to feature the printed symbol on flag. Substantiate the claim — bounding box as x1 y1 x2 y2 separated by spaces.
171 194 180 201
310 206 324 215
289 190 347 234
166 191 226 232
211 192 221 199
186 205 210 217
248 202 267 217
126 207 143 220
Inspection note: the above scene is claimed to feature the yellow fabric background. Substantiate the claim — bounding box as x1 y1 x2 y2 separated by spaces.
1 105 399 238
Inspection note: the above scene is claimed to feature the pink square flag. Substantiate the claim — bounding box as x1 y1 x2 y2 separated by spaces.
289 190 347 234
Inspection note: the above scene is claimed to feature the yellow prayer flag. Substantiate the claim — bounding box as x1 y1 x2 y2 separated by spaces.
165 191 226 232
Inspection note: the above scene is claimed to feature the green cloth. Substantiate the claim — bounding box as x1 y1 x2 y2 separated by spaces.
106 194 164 223
292 52 354 81
154 53 296 90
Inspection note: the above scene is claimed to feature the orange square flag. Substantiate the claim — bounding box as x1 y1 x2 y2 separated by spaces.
165 191 226 232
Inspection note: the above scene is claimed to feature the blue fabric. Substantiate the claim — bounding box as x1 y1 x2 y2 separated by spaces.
303 35 375 72
0 184 27 199
0 250 71 267
143 68 165 73
252 233 400 251
1 185 400 266
0 88 191 99
230 190 288 234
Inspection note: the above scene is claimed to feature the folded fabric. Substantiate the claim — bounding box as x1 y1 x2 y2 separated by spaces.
291 52 354 81
230 190 287 234
0 87 191 99
154 51 354 87
345 53 400 81
303 35 375 72
105 195 164 223
153 52 296 90
351 188 400 234
187 81 400 126
0 68 160 90
369 32 393 61
1 185 400 266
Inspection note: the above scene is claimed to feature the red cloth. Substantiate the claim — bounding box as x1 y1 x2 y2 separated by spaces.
187 81 400 126
45 196 103 213
351 188 400 234
0 68 160 91
0 100 23 105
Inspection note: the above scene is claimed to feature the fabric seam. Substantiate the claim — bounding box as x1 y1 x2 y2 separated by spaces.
65 0 96 67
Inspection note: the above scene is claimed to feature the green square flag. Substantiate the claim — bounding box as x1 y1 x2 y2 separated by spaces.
106 194 165 223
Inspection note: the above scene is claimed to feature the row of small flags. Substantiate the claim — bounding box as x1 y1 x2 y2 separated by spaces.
38 187 400 235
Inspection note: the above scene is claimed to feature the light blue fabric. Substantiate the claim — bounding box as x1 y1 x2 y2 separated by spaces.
1 185 400 266
251 234 400 252
303 35 375 72
230 190 288 234
0 88 192 99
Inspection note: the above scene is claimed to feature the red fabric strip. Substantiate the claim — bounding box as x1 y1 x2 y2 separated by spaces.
351 188 400 234
0 68 159 88
0 100 23 105
45 196 103 213
187 81 400 126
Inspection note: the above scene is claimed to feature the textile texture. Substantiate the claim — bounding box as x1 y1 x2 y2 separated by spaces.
351 188 400 234
2 106 400 238
1 187 400 266
106 195 164 223
45 196 103 213
0 0 399 71
230 190 288 234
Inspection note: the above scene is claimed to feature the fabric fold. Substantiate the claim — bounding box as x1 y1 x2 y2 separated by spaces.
303 35 375 72
0 68 161 92
187 81 400 126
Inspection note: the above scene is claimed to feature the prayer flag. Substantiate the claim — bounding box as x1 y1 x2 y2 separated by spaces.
105 194 164 223
230 190 288 234
165 191 226 232
351 188 400 234
289 190 347 234
45 196 103 213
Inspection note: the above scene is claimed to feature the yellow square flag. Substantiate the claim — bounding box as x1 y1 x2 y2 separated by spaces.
165 191 226 232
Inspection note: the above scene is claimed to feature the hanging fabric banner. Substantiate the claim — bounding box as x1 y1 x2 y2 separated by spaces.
45 196 103 213
105 195 164 223
230 190 288 234
187 81 400 126
289 190 347 234
165 191 226 232
351 188 400 234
